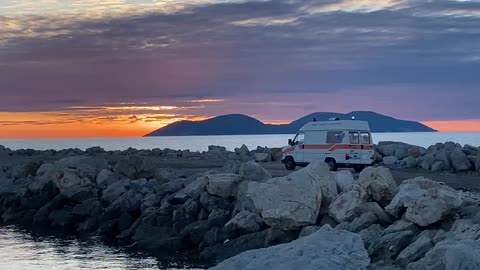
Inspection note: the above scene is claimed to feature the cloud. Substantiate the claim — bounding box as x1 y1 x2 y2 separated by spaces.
0 0 479 124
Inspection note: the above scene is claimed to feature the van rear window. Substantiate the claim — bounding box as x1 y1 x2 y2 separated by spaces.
349 132 359 144
361 132 371 144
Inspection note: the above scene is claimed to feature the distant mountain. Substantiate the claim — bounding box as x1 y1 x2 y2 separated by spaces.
144 111 437 136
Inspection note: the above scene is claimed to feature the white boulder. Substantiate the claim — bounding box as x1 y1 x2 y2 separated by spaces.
206 174 242 198
329 185 368 223
358 166 398 207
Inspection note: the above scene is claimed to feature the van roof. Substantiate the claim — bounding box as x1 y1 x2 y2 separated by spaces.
299 120 371 132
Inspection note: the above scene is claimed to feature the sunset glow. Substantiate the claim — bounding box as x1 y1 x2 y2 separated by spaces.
421 120 480 133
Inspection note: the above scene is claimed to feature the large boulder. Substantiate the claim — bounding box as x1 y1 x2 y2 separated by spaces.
358 167 398 207
334 170 355 193
206 174 242 198
450 148 472 172
434 149 451 171
420 154 435 170
385 177 463 227
407 239 480 270
377 142 426 159
208 225 370 270
254 153 270 162
329 185 368 223
368 220 418 260
395 230 436 266
476 157 480 173
239 161 271 182
225 210 262 234
288 162 338 212
403 156 419 169
235 144 251 161
383 156 399 166
243 168 323 230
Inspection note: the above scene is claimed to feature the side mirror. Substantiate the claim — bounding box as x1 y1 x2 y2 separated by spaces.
288 139 293 146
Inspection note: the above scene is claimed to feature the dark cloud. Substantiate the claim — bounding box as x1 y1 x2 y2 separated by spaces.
0 0 479 121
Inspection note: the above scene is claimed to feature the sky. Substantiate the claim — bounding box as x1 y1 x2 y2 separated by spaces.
1 0 480 138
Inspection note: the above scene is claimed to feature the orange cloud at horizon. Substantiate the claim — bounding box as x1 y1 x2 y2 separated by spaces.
421 120 480 132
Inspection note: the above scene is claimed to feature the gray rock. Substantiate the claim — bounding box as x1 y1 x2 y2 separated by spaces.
446 219 480 241
383 156 399 166
434 149 451 171
208 225 370 270
243 164 324 230
476 157 480 173
368 229 416 260
180 176 207 200
359 224 383 249
235 144 251 162
433 229 448 244
288 162 338 213
329 184 368 223
299 226 320 238
385 177 463 227
420 154 435 170
208 208 231 227
358 166 398 207
225 211 262 233
450 148 472 172
395 230 436 266
96 169 118 189
431 161 445 172
336 212 378 233
239 161 271 182
254 153 270 162
206 174 242 198
334 170 355 193
353 202 392 225
102 179 129 204
407 239 480 270
383 220 418 235
404 156 419 169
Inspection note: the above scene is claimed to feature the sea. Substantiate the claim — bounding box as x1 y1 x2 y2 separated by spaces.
0 132 479 270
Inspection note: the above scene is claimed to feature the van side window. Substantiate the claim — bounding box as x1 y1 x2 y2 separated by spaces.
293 132 305 145
327 131 343 143
349 132 360 144
360 132 371 144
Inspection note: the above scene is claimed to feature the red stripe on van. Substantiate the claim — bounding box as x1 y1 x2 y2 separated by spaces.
303 144 374 151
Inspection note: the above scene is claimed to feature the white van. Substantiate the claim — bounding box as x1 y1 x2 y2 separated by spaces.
281 118 375 172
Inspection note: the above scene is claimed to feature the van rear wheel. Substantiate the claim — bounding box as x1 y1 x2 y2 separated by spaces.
326 159 338 171
285 157 296 171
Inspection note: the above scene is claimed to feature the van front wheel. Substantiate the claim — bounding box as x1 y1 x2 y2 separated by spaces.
326 159 338 171
285 157 296 171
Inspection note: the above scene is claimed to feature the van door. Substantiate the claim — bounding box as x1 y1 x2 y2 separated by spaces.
292 132 305 163
360 132 374 164
348 131 362 164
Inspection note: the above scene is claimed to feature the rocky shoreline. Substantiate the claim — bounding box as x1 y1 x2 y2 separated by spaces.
0 142 480 269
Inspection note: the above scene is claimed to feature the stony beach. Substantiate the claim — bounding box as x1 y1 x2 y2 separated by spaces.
0 141 480 269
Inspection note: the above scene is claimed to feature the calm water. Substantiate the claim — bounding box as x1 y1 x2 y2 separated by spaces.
1 132 479 152
0 227 204 270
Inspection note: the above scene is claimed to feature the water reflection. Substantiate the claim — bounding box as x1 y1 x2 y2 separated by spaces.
0 226 205 270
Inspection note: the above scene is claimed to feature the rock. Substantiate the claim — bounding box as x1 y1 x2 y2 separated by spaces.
334 170 355 193
318 215 339 227
206 174 241 198
200 192 234 212
235 144 251 161
96 169 118 189
179 176 208 200
336 212 379 233
329 184 368 223
208 225 370 270
358 167 397 207
446 219 480 241
208 208 231 227
403 156 419 169
463 144 479 156
385 177 463 226
383 220 418 235
353 202 392 225
102 180 129 204
288 162 338 213
201 227 237 248
450 148 472 172
182 220 213 246
72 198 101 217
377 142 425 159
368 229 416 260
239 161 271 182
359 224 383 249
225 211 262 234
395 230 436 266
476 157 480 173
420 154 435 170
434 149 451 171
253 153 270 162
299 226 320 237
431 161 444 172
433 229 448 244
383 156 399 166
406 239 480 270
201 228 299 263
243 168 323 230
219 160 241 174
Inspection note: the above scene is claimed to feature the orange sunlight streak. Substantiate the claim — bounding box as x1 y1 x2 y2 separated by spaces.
421 120 480 132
